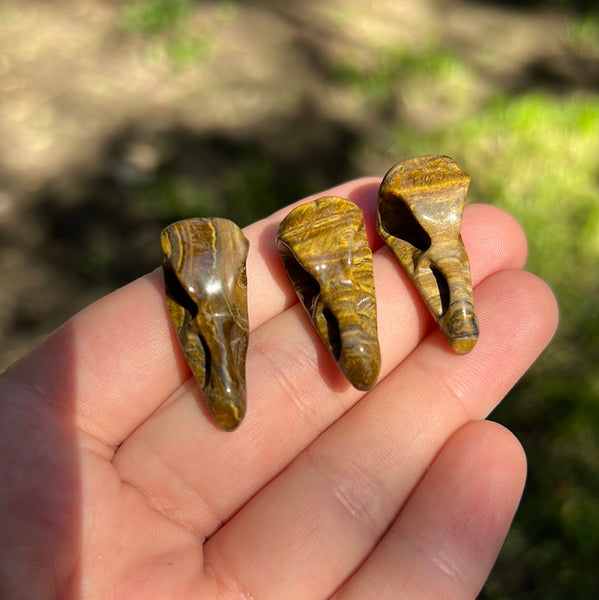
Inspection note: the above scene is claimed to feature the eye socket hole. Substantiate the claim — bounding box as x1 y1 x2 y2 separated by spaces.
163 260 199 319
279 245 321 314
164 260 211 388
379 195 431 252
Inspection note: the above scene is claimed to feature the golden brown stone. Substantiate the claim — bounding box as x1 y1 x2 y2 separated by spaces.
161 218 249 431
277 196 381 390
377 155 479 354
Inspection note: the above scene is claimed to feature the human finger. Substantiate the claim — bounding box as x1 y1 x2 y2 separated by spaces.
112 205 530 533
333 420 527 600
198 271 556 599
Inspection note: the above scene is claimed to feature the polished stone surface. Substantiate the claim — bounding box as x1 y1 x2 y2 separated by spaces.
277 196 381 389
161 217 249 431
377 155 479 354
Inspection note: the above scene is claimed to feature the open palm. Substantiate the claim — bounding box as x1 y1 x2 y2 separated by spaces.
0 178 557 599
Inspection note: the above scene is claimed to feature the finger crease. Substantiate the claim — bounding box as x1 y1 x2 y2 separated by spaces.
305 443 391 539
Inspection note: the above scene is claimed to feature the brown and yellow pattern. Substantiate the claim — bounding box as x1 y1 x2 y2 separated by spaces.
277 196 381 390
161 218 249 431
377 155 479 354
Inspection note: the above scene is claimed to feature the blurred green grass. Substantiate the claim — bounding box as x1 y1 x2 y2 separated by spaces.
430 92 599 600
119 0 191 33
117 0 212 66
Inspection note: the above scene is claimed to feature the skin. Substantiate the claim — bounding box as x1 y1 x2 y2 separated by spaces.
0 178 558 600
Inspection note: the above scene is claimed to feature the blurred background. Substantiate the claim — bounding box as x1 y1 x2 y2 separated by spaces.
1 0 597 597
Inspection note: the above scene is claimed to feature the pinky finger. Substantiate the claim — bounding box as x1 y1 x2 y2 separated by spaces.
334 420 526 600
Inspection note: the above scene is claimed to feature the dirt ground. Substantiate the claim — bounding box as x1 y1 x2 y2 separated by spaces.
0 0 586 368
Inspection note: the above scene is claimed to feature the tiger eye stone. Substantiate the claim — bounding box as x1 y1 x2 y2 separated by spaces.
277 196 380 390
377 155 479 354
161 218 249 431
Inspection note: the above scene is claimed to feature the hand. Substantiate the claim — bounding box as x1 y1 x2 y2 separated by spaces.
0 179 557 599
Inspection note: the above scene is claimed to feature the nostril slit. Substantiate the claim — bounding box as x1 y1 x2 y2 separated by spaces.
323 308 341 360
198 334 211 388
431 266 450 316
